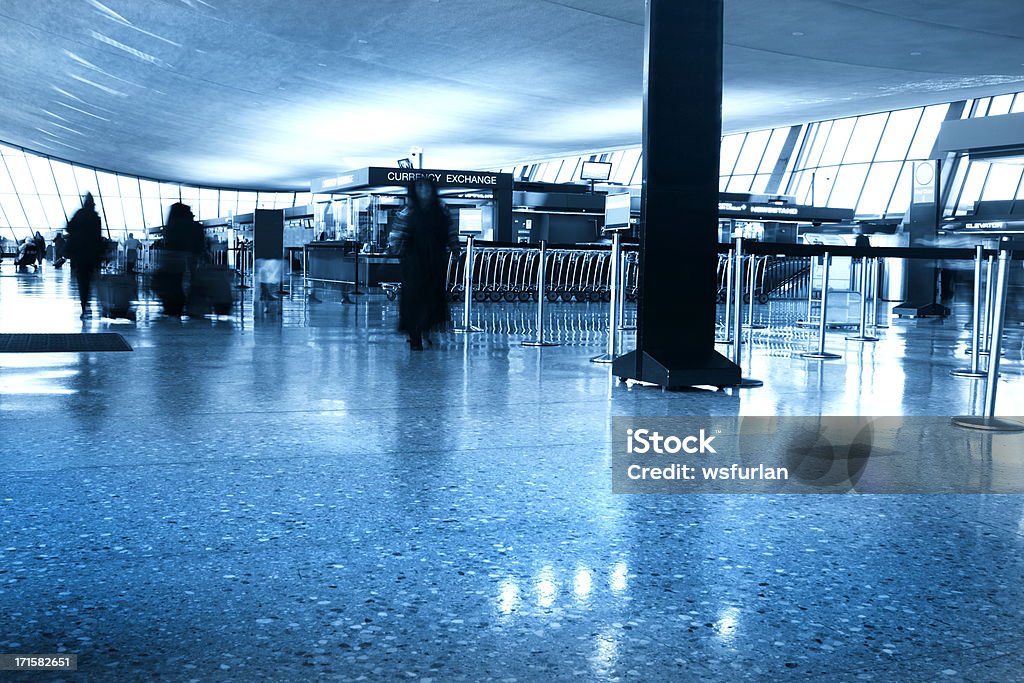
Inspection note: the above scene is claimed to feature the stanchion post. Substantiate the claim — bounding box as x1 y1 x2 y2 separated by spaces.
847 256 879 342
980 252 996 356
869 256 888 329
618 249 635 332
523 241 559 347
454 235 482 333
798 254 816 328
953 248 1024 431
730 236 762 387
718 249 733 343
801 251 841 360
746 254 766 329
592 232 622 363
952 245 986 378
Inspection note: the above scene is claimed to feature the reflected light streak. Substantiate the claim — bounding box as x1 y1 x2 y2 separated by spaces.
498 578 519 616
609 561 628 593
591 626 619 676
714 607 741 642
536 567 557 608
573 567 593 600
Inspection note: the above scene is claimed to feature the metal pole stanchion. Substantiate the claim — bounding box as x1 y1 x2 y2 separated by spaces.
847 256 879 342
618 250 635 332
731 237 762 388
718 249 733 344
952 245 985 378
798 255 817 328
801 252 841 360
980 252 996 357
523 241 559 347
454 236 482 333
953 249 1024 432
745 254 766 330
592 232 622 363
869 256 888 330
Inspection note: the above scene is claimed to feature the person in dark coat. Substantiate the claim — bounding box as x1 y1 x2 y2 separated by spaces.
33 231 46 266
387 178 460 350
154 202 206 317
65 193 106 318
52 232 67 267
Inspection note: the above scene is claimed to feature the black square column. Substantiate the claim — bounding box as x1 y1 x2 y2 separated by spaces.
613 0 740 388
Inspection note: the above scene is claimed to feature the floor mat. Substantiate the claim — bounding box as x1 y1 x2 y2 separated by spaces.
0 333 133 353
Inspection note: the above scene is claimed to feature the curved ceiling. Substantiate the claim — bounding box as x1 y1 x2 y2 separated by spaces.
2 0 1024 188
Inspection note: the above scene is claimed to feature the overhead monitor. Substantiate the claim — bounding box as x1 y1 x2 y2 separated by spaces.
580 161 612 181
396 158 414 169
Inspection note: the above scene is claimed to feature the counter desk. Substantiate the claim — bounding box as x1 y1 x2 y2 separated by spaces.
304 242 401 288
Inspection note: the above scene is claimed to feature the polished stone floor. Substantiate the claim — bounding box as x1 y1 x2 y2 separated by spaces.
1 265 1023 682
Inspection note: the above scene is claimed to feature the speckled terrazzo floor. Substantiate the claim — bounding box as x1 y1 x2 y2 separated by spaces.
1 266 1023 682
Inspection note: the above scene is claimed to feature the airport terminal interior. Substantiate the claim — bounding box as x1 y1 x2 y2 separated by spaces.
1 1 1024 681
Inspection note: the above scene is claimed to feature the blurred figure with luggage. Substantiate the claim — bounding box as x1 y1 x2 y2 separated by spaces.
52 232 67 268
387 177 459 350
65 193 106 318
15 237 39 270
153 202 203 317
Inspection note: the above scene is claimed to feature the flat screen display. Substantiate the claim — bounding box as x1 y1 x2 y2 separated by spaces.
580 161 612 181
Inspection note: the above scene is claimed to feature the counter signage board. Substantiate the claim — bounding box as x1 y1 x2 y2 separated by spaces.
367 167 509 189
313 167 510 193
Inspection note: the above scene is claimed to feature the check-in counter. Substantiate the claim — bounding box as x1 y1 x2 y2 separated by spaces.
305 242 401 287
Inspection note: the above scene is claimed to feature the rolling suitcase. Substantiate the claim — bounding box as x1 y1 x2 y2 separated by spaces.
98 273 137 320
188 265 234 316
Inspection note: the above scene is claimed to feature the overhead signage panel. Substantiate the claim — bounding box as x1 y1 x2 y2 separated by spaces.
313 167 511 193
310 168 370 193
366 167 510 189
717 201 852 223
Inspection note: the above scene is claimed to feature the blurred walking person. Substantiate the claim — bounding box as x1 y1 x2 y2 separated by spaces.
65 193 105 318
387 178 460 350
33 231 46 267
123 232 141 274
153 202 205 317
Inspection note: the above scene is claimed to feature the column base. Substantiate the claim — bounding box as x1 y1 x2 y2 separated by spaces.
951 416 1024 432
801 351 842 360
612 349 740 389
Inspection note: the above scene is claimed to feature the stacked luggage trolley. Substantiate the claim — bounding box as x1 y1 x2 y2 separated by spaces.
444 244 639 304
715 252 811 305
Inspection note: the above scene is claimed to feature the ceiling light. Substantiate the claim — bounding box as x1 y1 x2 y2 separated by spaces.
791 31 804 37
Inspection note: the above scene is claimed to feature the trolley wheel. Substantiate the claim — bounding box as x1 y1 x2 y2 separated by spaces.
473 291 487 302
560 291 574 302
386 291 397 301
547 291 560 303
517 291 531 302
599 291 611 303
716 290 726 303
743 292 751 304
488 291 503 302
757 293 770 305
503 291 517 302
